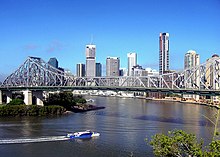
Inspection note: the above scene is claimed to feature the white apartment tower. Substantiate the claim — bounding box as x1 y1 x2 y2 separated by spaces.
127 52 137 76
159 33 169 75
184 50 200 100
206 54 220 103
184 50 200 70
85 44 96 77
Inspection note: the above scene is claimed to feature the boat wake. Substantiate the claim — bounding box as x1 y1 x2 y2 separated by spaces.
0 136 69 145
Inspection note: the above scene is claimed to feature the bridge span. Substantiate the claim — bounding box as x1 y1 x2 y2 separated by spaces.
0 56 220 105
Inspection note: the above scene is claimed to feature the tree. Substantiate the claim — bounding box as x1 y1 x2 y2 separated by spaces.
44 92 87 110
7 98 24 105
148 130 203 157
202 105 220 140
147 129 220 157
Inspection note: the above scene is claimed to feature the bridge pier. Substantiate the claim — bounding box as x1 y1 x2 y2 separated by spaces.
0 90 2 104
5 91 12 104
33 91 44 106
23 90 32 105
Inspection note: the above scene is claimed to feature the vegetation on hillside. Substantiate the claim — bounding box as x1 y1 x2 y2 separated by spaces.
0 105 66 116
0 92 87 116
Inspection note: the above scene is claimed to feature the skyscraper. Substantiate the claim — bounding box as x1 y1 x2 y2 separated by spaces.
85 44 96 77
48 57 58 68
127 53 137 76
159 33 169 75
96 63 102 77
184 50 200 100
106 57 120 76
76 63 85 77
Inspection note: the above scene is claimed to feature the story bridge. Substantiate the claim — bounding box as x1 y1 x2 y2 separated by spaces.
0 56 220 105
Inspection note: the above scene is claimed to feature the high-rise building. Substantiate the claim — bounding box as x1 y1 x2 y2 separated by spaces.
96 63 102 77
119 68 127 76
184 50 200 69
184 50 200 100
76 63 85 77
159 33 169 75
85 44 96 77
48 57 58 68
205 54 220 102
132 65 148 76
106 57 120 76
127 53 137 76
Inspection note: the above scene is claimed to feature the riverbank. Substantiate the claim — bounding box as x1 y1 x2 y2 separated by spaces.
84 92 220 109
144 97 220 109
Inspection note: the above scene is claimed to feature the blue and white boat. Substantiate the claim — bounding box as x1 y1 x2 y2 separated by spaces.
67 130 100 139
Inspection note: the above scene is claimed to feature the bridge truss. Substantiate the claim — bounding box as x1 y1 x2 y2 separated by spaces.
1 56 220 92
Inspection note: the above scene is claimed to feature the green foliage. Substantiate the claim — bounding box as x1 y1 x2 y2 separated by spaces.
7 98 24 105
27 105 39 116
148 130 203 157
204 140 220 156
166 93 182 98
148 129 220 157
0 105 66 117
44 92 86 110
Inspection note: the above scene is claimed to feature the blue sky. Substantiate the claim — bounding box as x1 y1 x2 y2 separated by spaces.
0 0 220 80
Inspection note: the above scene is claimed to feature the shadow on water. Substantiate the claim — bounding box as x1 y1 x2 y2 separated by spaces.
82 111 211 127
134 115 211 126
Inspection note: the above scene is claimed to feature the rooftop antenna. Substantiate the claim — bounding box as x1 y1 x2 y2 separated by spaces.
90 34 93 45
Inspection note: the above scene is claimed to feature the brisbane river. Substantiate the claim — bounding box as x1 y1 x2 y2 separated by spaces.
0 96 218 156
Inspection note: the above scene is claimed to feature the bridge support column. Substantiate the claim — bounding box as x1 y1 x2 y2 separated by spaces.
143 92 148 98
5 91 12 104
23 90 32 105
0 90 2 104
33 91 44 106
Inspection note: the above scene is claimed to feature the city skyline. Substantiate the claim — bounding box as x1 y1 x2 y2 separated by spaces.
0 0 219 80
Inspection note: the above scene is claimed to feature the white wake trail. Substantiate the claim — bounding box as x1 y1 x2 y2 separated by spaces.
0 136 69 144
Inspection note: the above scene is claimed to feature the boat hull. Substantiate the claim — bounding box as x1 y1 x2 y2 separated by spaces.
67 131 100 139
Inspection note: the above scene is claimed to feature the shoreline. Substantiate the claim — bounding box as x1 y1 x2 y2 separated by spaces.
86 94 220 109
146 98 220 109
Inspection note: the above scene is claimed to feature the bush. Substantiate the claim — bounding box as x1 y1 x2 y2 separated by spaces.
7 98 24 105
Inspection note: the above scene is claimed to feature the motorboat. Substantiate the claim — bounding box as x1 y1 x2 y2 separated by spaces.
86 99 95 102
66 130 100 139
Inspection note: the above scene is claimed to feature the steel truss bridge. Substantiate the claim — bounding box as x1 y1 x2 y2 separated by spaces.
0 56 220 96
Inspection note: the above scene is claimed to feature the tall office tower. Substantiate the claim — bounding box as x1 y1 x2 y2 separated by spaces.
106 57 120 76
205 54 220 102
159 33 169 75
96 63 102 77
85 44 96 77
48 57 58 68
184 50 200 100
76 63 85 77
127 52 137 76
